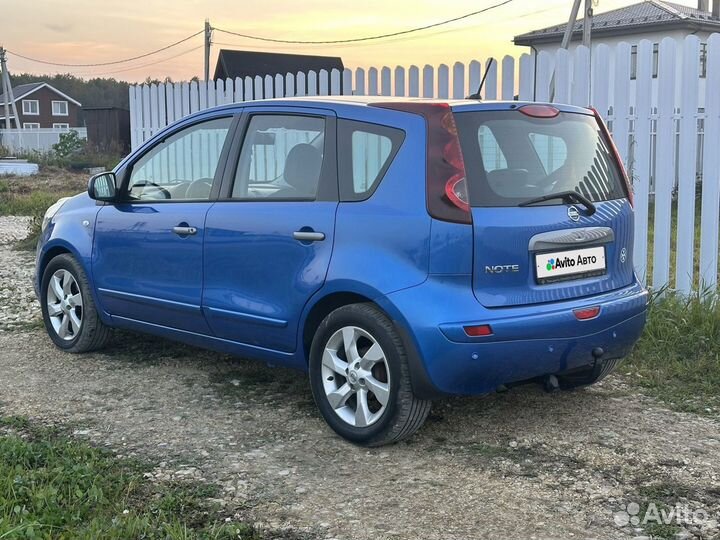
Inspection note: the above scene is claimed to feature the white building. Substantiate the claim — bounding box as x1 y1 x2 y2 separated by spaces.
514 1 720 105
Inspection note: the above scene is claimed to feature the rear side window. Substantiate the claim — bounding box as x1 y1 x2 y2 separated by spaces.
455 111 625 207
338 119 404 201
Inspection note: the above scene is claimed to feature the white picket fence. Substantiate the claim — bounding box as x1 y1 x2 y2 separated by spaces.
0 127 88 153
129 34 720 294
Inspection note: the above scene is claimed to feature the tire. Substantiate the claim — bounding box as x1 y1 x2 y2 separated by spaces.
309 303 431 446
557 357 623 390
40 253 112 353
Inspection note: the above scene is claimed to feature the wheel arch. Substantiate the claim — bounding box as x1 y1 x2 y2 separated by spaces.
299 284 443 400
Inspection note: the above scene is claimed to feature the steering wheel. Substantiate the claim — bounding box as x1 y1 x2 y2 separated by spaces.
132 181 172 200
185 179 213 199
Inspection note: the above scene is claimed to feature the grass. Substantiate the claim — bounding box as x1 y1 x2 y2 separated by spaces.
625 288 720 415
0 416 271 540
0 170 86 251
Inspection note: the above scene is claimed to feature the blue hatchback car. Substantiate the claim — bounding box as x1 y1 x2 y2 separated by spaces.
35 97 648 446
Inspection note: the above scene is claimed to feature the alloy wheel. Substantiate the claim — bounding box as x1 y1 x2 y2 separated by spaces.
46 269 83 341
321 326 391 427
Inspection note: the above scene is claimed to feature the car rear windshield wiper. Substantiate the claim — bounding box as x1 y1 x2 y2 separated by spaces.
518 190 596 216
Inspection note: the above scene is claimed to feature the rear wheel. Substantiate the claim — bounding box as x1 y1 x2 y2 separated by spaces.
41 254 112 353
309 303 431 446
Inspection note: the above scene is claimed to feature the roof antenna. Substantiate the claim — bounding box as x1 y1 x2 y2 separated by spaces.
467 57 495 100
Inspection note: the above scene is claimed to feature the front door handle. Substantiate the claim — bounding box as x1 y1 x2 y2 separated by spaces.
293 231 325 242
173 226 197 236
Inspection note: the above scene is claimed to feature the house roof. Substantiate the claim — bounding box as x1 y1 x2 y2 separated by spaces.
213 49 344 81
514 0 720 46
0 82 81 107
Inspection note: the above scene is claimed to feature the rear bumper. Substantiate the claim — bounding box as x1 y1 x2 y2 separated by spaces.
381 276 648 397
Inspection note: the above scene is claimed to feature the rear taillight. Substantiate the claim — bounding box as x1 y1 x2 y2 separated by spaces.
591 107 634 207
464 324 493 337
370 102 471 224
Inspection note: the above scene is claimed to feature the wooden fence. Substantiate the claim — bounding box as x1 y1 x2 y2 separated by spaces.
129 34 720 294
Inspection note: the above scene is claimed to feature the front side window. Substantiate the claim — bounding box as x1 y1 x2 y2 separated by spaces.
338 119 404 201
52 101 69 116
127 117 232 201
232 115 325 200
22 100 39 115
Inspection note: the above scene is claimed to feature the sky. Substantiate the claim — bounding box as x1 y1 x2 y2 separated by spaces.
0 0 706 82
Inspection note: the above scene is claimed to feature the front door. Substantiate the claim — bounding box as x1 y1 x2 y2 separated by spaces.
93 115 235 334
203 110 338 353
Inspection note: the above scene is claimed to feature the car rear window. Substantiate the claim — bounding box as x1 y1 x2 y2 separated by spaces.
454 110 626 207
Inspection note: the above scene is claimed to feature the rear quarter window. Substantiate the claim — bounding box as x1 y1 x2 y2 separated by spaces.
338 119 404 201
455 110 625 207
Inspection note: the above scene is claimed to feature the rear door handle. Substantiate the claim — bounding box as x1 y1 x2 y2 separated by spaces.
173 226 197 236
293 231 325 242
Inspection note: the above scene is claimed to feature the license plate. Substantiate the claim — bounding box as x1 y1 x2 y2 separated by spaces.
535 246 606 283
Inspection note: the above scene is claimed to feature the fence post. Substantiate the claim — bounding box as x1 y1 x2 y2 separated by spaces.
368 68 378 96
633 40 654 283
422 65 434 98
381 67 391 96
469 60 481 97
483 58 497 100
535 51 552 102
519 53 534 101
613 43 631 166
501 55 515 100
570 46 590 106
591 44 610 118
652 37 678 290
319 69 329 95
453 62 465 99
553 48 570 104
408 65 420 97
394 66 406 97
676 35 701 293
438 64 449 99
700 34 720 290
355 68 366 96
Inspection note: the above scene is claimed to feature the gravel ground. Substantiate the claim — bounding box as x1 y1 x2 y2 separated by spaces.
0 216 40 332
1 217 719 540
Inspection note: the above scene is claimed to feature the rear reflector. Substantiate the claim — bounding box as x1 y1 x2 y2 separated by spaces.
574 306 601 320
464 324 493 337
518 104 560 118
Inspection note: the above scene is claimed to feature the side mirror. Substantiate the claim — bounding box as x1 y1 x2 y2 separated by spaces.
88 172 117 202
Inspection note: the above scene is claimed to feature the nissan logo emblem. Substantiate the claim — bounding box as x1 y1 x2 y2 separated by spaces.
567 206 580 221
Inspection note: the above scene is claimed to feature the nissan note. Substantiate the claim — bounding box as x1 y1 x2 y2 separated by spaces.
35 97 648 446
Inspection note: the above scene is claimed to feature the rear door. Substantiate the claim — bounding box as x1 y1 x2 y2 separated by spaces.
202 108 337 353
454 107 635 308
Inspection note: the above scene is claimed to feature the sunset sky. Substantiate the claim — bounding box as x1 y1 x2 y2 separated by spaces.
0 0 705 82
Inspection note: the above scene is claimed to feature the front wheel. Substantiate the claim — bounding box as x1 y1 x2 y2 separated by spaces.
40 253 112 353
309 303 431 446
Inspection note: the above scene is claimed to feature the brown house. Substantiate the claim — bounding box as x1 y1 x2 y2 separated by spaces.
0 82 82 129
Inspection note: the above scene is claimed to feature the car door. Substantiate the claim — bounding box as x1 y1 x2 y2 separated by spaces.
92 114 236 334
202 108 338 353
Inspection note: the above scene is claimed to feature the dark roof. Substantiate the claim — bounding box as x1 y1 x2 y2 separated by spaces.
0 82 44 105
213 49 344 81
514 0 720 46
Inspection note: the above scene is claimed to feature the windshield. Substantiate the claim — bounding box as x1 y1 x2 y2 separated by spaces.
454 110 626 207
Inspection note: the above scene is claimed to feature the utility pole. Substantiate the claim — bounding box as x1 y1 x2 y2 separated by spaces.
204 19 212 82
549 0 583 101
582 0 594 49
0 47 20 130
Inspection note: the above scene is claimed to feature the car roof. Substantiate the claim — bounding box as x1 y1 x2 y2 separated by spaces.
189 95 592 118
